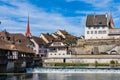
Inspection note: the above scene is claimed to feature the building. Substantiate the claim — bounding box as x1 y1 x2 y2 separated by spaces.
85 13 120 39
47 40 71 58
0 39 34 72
30 36 47 57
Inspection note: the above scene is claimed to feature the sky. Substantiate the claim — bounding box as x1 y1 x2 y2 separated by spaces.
0 0 120 37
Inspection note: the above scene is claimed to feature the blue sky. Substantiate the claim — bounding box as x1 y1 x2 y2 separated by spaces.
0 0 120 37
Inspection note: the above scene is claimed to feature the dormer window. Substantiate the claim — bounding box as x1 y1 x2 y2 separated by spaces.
99 22 102 24
7 37 10 41
17 39 21 43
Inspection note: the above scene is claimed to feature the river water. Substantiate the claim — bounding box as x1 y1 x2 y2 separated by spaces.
1 68 120 80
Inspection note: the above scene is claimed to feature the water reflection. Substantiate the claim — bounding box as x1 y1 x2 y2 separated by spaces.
0 73 120 80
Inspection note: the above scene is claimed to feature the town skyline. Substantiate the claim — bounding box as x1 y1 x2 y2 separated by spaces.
0 0 120 37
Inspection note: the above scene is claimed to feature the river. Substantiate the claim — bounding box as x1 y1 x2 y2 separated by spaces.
0 68 120 80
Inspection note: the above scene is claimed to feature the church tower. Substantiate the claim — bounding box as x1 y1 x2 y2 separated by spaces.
25 15 31 37
109 14 114 28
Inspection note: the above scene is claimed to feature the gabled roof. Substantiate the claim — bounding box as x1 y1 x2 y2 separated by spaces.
0 30 30 45
15 44 34 53
0 40 34 53
0 40 11 50
0 40 34 54
58 30 68 35
32 36 45 44
86 14 108 27
41 33 54 42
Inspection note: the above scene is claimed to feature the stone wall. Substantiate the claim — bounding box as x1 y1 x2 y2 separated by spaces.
71 39 120 54
44 57 120 64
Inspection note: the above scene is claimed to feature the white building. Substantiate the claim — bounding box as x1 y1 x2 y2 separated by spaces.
30 36 47 57
85 13 120 39
47 41 71 58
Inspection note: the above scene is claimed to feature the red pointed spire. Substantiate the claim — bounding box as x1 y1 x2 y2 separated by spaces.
109 14 114 28
25 15 31 37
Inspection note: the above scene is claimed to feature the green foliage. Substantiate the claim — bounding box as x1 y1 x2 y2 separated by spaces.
95 61 98 67
110 60 115 64
83 42 88 45
95 63 109 66
54 63 89 66
99 52 108 55
116 60 118 64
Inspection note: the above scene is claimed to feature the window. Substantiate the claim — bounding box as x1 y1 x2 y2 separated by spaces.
87 31 89 34
102 26 105 29
39 50 41 53
91 31 93 34
49 48 56 52
39 45 43 48
88 27 91 29
99 22 102 24
103 31 106 34
98 31 102 34
39 50 44 53
94 27 97 29
17 39 21 43
44 50 47 53
53 42 61 46
95 31 97 34
97 27 99 29
59 48 65 50
7 37 10 41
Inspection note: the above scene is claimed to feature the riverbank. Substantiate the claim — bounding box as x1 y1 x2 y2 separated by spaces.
43 62 120 68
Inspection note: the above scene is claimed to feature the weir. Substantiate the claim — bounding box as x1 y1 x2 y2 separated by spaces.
27 68 120 73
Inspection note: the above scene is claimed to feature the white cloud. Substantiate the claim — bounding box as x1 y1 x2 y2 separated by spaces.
66 0 112 8
81 0 112 8
0 0 83 37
